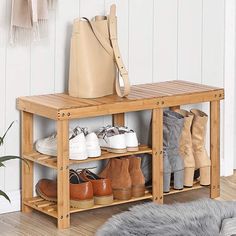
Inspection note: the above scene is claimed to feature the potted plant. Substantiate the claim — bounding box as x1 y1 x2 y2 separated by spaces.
0 121 27 202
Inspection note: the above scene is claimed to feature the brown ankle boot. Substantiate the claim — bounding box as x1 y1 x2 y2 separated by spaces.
110 158 132 200
128 156 145 197
99 160 112 179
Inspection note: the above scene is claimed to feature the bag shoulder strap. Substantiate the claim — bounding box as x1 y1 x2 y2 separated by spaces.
81 17 114 57
108 5 130 97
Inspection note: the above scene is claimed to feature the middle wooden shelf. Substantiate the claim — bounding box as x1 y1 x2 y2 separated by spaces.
23 145 152 169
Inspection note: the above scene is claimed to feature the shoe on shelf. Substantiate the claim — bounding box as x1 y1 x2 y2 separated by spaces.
175 109 195 188
163 110 185 192
36 178 57 202
190 109 211 186
97 126 127 154
116 127 139 152
128 156 145 197
35 126 101 160
79 169 113 205
35 126 87 160
70 169 94 209
35 169 94 209
99 158 132 200
86 132 101 158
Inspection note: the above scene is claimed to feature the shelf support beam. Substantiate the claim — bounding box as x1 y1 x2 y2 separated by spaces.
21 111 34 213
170 106 180 111
57 120 70 229
210 100 220 198
113 113 125 126
152 108 163 203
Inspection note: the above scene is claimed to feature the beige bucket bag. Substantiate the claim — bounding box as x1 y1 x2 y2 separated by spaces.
68 4 130 98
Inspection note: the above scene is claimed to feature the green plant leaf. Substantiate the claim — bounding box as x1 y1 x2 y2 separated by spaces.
0 121 15 146
0 156 29 169
0 190 10 202
0 162 5 167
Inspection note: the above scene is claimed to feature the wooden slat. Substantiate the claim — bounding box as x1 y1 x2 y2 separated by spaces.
45 95 90 108
70 145 152 165
57 90 223 120
210 100 220 198
27 197 43 203
35 201 54 208
17 81 224 115
17 99 58 120
159 90 224 108
55 93 103 106
152 109 163 204
21 111 34 213
164 182 206 196
44 205 57 212
23 153 57 169
23 200 57 218
24 146 152 168
70 192 153 213
172 80 219 90
57 120 70 229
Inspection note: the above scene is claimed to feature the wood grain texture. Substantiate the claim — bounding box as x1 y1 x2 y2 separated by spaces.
0 0 227 215
2 175 235 235
152 108 163 203
112 113 125 126
210 100 220 198
17 81 224 120
57 120 70 229
23 145 152 169
21 112 34 213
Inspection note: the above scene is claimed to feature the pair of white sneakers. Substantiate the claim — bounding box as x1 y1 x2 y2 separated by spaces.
97 126 139 154
36 127 101 160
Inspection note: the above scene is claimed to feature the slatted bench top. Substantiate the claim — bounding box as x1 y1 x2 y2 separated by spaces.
17 80 224 120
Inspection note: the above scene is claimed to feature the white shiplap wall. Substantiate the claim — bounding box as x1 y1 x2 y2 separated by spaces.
0 0 226 213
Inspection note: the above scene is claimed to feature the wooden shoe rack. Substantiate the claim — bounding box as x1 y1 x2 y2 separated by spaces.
17 80 224 229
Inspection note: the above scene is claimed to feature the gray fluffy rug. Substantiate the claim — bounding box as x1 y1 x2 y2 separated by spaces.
96 199 236 236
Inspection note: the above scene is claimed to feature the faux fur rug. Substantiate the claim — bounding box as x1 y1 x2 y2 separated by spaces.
96 199 236 236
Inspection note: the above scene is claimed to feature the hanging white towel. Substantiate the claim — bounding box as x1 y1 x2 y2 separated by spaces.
10 0 56 44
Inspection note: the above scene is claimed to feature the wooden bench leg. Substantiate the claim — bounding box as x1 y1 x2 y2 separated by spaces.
112 113 125 126
57 120 70 229
21 111 34 213
152 109 163 204
210 100 220 198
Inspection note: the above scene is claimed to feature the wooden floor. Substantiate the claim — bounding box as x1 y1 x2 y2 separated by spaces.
1 175 236 236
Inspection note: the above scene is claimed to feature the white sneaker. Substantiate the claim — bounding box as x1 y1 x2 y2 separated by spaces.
36 127 88 160
86 132 101 158
97 126 127 153
116 126 139 151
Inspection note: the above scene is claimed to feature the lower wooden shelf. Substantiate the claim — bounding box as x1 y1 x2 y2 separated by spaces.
163 181 207 196
23 183 207 219
23 197 58 218
24 192 153 219
70 191 153 213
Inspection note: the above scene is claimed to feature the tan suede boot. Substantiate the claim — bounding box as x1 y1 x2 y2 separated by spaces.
99 161 112 179
191 109 211 186
128 156 145 197
110 158 132 200
176 109 195 187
